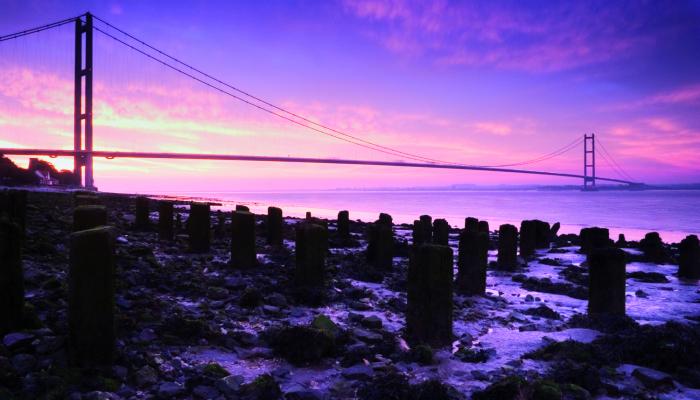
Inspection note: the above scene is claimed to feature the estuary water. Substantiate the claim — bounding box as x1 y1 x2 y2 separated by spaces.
161 189 699 242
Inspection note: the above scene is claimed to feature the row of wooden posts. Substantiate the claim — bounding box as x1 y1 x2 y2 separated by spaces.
2 190 700 364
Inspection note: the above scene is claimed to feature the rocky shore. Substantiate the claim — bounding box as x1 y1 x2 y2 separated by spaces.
1 189 699 400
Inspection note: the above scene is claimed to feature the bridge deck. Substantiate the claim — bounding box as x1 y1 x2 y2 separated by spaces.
0 148 640 185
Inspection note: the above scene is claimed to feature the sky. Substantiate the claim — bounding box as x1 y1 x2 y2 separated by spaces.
1 0 699 191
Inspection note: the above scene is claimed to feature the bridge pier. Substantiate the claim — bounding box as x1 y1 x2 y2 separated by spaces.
74 13 95 190
583 133 596 191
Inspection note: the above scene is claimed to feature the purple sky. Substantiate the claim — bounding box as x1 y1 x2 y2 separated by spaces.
1 0 699 190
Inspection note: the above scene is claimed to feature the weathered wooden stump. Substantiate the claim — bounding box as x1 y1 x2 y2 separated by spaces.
73 205 107 232
73 193 101 207
497 224 518 270
267 206 284 247
579 227 610 254
215 210 226 236
68 226 115 366
478 220 490 235
378 213 393 226
0 218 23 335
188 203 210 253
551 222 561 238
406 244 453 347
679 235 700 280
587 247 626 316
639 232 667 263
519 220 536 259
367 221 393 270
134 196 150 230
456 231 489 295
534 220 551 249
412 215 433 246
433 218 449 245
158 201 174 241
337 210 350 240
464 217 479 233
0 190 27 234
295 223 328 287
616 233 627 247
231 211 256 268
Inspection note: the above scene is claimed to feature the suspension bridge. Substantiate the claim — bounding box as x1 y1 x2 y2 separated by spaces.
0 13 642 191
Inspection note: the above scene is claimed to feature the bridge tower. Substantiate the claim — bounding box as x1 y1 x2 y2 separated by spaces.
583 133 596 190
74 13 95 189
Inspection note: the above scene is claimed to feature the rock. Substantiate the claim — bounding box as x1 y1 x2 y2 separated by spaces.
136 328 157 343
632 367 675 391
240 287 263 308
265 325 335 365
361 315 383 329
158 382 184 398
471 370 489 380
266 293 287 307
135 365 158 387
348 312 364 323
217 374 245 394
193 385 220 399
11 353 36 374
523 305 561 320
285 389 327 400
3 332 33 350
83 392 122 400
627 271 669 283
240 374 282 400
409 344 433 365
342 364 374 380
353 328 383 344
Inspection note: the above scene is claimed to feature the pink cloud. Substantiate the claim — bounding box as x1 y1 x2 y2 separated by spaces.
343 0 672 72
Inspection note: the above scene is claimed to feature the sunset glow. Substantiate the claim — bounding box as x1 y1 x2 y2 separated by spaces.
2 0 699 191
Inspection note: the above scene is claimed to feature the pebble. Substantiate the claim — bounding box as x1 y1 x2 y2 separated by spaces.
360 315 383 329
158 382 185 398
135 365 158 386
193 385 219 399
341 364 374 380
11 353 36 374
353 328 383 344
3 332 34 350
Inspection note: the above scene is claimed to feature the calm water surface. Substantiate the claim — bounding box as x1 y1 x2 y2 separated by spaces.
159 190 699 242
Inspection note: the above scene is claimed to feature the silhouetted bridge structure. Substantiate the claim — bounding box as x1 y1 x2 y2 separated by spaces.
0 13 642 190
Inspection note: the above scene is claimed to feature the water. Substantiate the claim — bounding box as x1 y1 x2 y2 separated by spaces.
157 189 699 242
